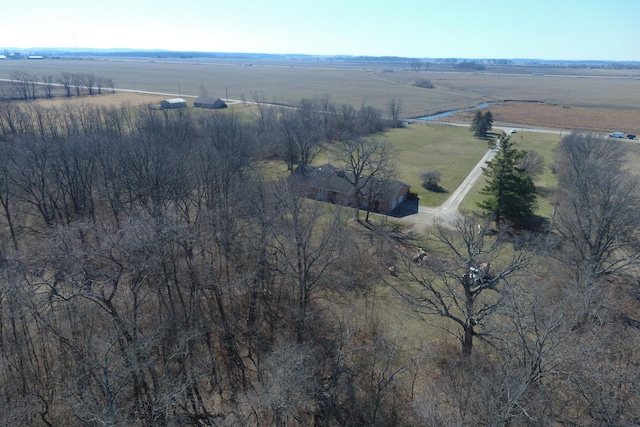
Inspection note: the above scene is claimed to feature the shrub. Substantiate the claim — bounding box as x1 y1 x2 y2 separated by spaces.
421 170 445 192
415 79 434 89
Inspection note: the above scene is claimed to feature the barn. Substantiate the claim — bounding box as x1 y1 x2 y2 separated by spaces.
160 98 187 109
194 96 227 109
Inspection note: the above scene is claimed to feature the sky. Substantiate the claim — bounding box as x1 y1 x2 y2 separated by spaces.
2 0 639 61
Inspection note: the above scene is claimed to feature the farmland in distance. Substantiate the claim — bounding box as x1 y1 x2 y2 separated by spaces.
1 56 638 133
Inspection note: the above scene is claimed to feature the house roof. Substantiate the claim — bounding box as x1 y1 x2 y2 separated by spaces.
291 164 409 205
194 96 227 108
162 98 187 104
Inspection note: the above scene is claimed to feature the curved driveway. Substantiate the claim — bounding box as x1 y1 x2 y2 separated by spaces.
402 145 498 228
402 125 562 229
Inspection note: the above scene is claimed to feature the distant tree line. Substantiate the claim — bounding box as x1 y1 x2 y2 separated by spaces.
4 70 115 101
453 61 486 71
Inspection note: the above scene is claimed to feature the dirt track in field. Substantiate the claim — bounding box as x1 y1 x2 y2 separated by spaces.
443 101 640 135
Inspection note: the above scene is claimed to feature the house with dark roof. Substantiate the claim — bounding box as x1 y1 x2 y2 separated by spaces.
289 164 410 214
194 96 227 109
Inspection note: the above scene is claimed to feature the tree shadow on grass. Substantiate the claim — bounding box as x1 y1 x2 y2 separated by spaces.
423 183 448 193
536 186 556 199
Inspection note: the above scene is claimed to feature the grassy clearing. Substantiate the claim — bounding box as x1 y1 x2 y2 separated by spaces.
258 122 560 219
383 123 489 206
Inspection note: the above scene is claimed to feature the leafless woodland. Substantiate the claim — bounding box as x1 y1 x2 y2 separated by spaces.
0 98 640 426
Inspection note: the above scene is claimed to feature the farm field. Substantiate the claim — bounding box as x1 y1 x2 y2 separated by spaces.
442 101 640 136
1 57 639 133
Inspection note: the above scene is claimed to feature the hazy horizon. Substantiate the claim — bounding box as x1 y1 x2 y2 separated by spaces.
3 48 638 64
1 0 639 62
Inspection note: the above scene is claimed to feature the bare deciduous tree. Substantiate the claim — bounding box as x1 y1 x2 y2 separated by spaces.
395 215 533 356
387 97 403 126
555 132 640 281
58 72 73 97
10 71 34 100
421 169 443 192
519 149 545 178
41 74 55 98
82 73 97 95
245 341 317 426
271 181 349 341
333 136 396 221
277 98 324 172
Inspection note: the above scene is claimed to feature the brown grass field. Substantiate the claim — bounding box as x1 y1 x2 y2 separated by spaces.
1 58 638 133
442 101 640 135
30 91 167 109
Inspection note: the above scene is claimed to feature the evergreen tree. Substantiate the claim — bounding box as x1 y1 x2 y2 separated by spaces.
477 137 537 225
470 111 485 137
483 110 493 131
470 111 493 138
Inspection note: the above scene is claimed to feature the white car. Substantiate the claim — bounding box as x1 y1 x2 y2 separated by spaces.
509 129 517 134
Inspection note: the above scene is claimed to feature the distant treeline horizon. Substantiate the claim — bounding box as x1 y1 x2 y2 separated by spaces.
2 48 639 67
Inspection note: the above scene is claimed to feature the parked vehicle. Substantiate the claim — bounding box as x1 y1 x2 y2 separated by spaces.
609 132 624 138
627 134 636 140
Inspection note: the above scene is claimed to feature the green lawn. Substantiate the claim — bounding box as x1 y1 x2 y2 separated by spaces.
383 123 490 206
257 122 562 221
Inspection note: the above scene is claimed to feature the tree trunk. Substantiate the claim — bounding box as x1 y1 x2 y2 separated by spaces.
462 324 474 357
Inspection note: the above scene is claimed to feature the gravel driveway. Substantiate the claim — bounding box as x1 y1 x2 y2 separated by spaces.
400 145 499 230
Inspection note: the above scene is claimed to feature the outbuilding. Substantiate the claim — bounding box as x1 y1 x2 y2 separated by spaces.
160 98 187 109
194 96 227 109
